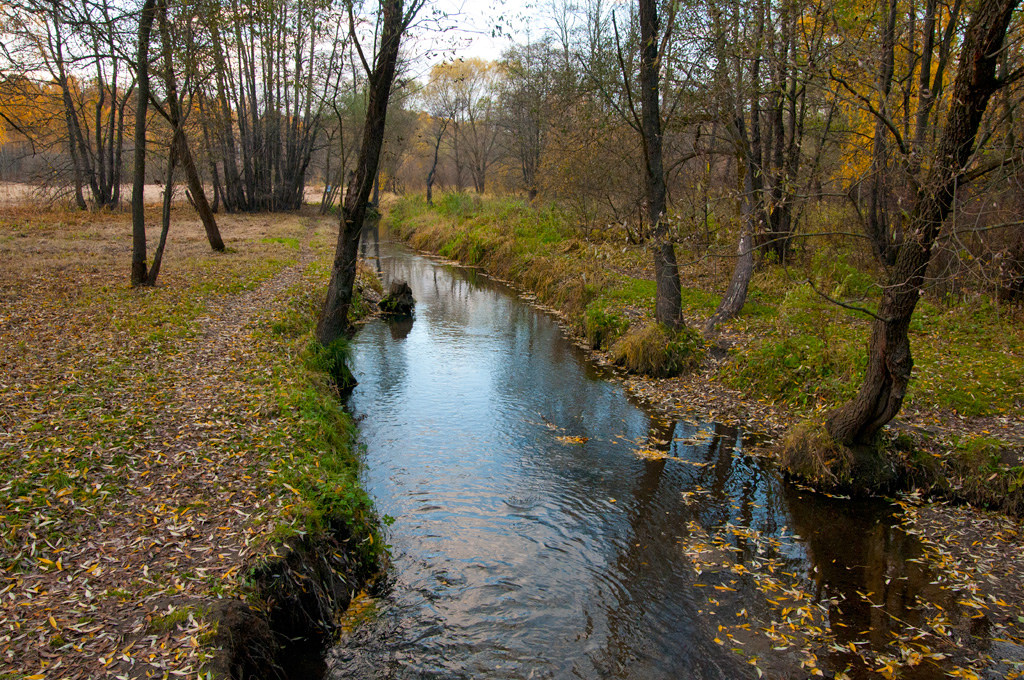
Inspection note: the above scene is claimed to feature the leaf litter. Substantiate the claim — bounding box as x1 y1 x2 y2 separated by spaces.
0 209 350 679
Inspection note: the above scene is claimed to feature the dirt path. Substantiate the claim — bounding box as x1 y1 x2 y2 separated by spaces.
1 215 327 679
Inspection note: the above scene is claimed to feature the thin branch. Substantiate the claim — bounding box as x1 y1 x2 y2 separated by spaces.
805 278 892 322
611 11 643 134
831 69 910 156
347 2 371 76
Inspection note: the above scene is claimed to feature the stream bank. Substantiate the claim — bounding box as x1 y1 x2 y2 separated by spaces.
379 198 1024 679
0 208 387 679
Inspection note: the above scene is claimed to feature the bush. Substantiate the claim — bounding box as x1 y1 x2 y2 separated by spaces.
584 303 627 349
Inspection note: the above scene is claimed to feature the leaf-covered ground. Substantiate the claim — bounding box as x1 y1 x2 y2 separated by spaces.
0 207 366 679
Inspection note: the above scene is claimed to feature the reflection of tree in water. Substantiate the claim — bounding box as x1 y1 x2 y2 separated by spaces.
785 492 973 679
591 418 754 679
359 222 382 274
388 316 414 340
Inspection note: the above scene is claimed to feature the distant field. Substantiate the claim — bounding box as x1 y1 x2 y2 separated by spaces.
0 182 330 208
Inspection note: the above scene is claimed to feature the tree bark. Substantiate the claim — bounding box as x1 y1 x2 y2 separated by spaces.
316 0 408 345
826 0 1019 446
705 1 764 333
147 142 177 286
157 0 224 252
706 116 758 333
865 0 900 266
639 0 684 330
131 0 158 286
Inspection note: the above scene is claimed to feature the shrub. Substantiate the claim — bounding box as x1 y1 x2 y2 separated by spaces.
584 303 628 349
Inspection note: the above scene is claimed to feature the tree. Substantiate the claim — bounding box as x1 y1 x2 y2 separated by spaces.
155 0 223 252
195 0 349 212
459 60 501 193
637 0 685 329
420 107 448 205
824 0 1020 447
497 39 560 200
131 0 159 286
316 0 423 346
1 0 135 209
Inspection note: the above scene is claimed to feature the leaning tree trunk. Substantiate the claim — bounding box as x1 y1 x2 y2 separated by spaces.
705 0 766 334
157 0 225 252
131 0 158 286
826 0 1019 447
706 104 763 333
316 0 407 345
147 142 178 286
425 121 446 206
639 0 684 330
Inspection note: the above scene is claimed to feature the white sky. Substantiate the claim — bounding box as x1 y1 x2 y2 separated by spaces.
406 0 547 70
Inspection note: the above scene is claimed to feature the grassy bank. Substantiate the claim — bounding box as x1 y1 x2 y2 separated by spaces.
0 206 382 678
385 193 1024 512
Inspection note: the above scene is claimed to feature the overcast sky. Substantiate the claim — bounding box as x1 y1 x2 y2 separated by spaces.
407 0 548 70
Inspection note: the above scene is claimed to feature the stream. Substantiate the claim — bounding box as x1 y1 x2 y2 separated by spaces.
327 236 965 679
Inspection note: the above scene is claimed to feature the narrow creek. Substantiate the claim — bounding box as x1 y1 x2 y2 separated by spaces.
327 236 962 679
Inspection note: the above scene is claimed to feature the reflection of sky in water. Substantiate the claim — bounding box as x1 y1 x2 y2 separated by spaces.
334 240 944 680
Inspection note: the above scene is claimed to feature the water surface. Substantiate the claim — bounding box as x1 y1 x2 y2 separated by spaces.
329 239 954 679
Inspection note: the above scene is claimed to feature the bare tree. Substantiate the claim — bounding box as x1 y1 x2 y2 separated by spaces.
637 0 685 329
825 0 1020 447
316 0 424 346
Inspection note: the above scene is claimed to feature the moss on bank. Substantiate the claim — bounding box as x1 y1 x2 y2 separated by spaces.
207 249 386 678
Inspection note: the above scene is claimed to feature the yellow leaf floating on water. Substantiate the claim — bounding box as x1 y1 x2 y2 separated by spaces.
555 435 588 444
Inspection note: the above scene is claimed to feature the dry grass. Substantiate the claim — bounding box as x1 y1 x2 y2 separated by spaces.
778 420 856 488
609 323 703 377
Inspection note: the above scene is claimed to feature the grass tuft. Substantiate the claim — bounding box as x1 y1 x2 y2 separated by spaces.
610 323 704 377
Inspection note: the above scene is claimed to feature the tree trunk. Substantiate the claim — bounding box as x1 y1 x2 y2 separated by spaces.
706 3 765 333
147 143 177 286
639 0 684 330
826 0 1018 446
157 0 224 252
865 0 899 267
131 0 158 286
316 0 408 345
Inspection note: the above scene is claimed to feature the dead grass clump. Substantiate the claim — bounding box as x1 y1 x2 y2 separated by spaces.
610 323 702 378
779 420 855 489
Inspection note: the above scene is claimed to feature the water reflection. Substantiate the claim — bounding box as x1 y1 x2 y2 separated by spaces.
328 241 973 679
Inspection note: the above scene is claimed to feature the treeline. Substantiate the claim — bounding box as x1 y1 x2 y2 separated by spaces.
0 0 374 213
391 2 1024 307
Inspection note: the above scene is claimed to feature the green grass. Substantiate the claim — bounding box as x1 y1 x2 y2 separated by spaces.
248 277 384 565
261 236 301 250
